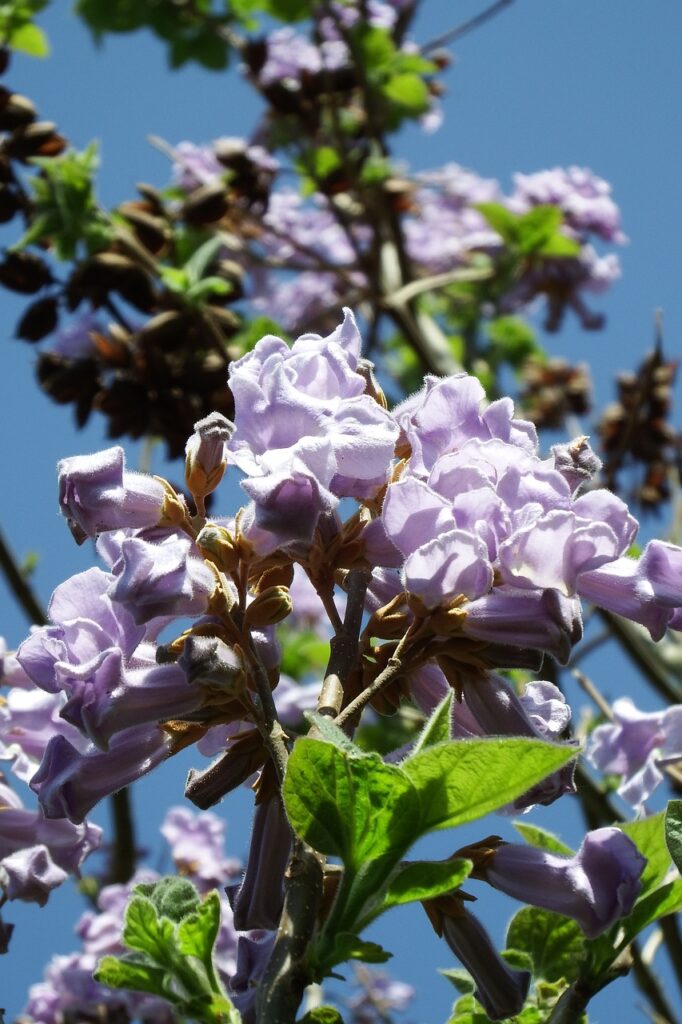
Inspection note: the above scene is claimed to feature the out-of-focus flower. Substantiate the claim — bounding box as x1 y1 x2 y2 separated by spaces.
588 697 682 810
0 781 101 905
509 166 627 244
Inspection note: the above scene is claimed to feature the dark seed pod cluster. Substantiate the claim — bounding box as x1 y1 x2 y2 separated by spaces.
0 50 289 456
518 356 592 430
598 343 682 510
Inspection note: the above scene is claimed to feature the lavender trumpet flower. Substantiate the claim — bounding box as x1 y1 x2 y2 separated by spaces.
476 827 645 938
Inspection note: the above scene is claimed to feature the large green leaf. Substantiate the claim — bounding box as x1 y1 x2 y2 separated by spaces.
620 877 682 941
402 738 577 832
283 738 419 867
506 907 584 984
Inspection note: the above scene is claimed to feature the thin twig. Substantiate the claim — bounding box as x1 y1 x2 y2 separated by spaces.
335 652 406 728
422 0 514 53
0 527 47 626
630 940 679 1024
382 265 491 308
572 668 614 722
108 788 136 884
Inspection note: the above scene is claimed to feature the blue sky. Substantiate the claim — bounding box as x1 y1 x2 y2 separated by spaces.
2 1 682 1019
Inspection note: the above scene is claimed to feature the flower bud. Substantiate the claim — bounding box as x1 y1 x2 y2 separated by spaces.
244 586 293 628
185 412 234 505
251 562 295 594
197 523 240 573
178 635 245 698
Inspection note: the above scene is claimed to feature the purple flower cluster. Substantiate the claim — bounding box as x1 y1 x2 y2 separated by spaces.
9 309 675 1016
509 166 627 244
228 309 398 553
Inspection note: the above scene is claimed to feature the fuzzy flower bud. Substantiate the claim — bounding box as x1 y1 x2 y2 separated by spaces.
244 585 293 628
185 412 234 506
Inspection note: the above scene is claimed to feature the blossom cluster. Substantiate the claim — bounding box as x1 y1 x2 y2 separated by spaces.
170 140 625 334
7 309 681 1018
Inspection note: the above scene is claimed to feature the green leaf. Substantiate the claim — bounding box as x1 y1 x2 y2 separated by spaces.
304 712 366 757
446 992 492 1024
382 72 429 114
358 26 396 72
283 738 419 867
94 955 168 998
184 235 225 286
123 896 176 963
402 738 577 833
412 691 453 755
307 146 341 181
621 812 671 895
176 891 221 967
665 799 682 873
382 857 471 909
231 315 287 354
506 907 584 983
517 205 563 254
475 202 521 244
440 967 475 995
264 0 313 20
136 876 201 923
325 932 393 966
186 276 232 303
9 22 49 56
512 821 574 857
298 1009 344 1024
619 877 682 942
486 316 539 370
537 232 581 257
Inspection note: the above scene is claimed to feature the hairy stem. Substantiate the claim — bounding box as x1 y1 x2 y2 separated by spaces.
255 840 324 1024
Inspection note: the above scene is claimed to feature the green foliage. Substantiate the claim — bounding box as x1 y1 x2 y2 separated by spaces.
476 202 581 258
75 0 232 69
297 1008 344 1024
506 907 584 985
382 858 472 910
401 737 577 833
159 234 233 306
284 738 418 866
355 25 436 125
230 314 289 354
587 812 681 974
512 821 574 857
15 143 112 260
621 811 672 895
486 316 541 372
0 0 49 56
284 724 576 977
94 878 240 1024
